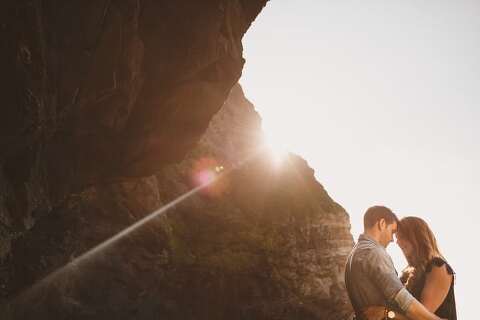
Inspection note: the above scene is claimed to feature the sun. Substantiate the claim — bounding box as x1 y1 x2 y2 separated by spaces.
263 127 289 166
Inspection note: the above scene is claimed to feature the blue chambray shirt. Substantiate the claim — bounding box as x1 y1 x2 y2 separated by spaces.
345 234 414 317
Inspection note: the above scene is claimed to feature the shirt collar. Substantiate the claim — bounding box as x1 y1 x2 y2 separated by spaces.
359 233 382 247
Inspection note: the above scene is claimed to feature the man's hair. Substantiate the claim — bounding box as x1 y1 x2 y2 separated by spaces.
363 205 399 230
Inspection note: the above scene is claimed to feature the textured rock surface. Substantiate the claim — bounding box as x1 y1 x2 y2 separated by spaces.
2 85 354 319
0 0 267 263
1 2 355 318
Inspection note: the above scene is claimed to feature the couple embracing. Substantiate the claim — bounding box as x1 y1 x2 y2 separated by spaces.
345 206 456 320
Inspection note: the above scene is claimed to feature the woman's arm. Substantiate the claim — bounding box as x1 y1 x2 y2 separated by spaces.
420 264 452 312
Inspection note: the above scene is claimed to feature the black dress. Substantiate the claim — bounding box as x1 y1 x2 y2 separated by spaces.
406 257 457 320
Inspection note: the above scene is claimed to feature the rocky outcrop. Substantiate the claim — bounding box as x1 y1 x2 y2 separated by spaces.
0 0 267 264
1 2 355 318
154 84 355 319
2 84 354 319
158 86 353 320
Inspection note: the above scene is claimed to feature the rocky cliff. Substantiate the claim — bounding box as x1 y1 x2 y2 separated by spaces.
152 84 355 319
1 2 354 319
2 84 353 319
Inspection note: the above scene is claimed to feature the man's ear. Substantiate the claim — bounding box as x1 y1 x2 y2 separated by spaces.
378 218 386 231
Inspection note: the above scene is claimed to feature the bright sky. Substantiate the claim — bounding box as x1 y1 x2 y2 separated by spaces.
240 1 479 318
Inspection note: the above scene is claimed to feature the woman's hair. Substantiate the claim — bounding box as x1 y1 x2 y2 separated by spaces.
398 216 444 290
398 216 443 267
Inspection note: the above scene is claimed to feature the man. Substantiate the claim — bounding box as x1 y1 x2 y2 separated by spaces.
345 206 445 320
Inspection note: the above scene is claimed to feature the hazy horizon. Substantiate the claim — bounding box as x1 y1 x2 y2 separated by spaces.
241 1 479 318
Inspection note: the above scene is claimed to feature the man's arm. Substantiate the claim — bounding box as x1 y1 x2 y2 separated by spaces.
361 292 446 320
361 303 445 320
361 306 410 320
405 298 445 320
364 249 409 306
365 250 445 320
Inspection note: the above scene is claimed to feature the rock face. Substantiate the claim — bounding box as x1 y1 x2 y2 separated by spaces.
1 2 355 319
153 84 355 319
2 84 354 319
0 0 267 265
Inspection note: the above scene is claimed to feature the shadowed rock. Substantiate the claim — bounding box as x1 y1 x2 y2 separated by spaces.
0 0 267 264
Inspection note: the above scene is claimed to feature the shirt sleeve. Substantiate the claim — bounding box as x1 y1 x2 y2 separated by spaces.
364 248 405 302
394 287 415 313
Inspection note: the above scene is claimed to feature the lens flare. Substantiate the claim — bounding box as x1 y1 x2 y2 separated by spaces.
194 169 216 186
191 157 228 197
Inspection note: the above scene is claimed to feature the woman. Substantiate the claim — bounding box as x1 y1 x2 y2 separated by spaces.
396 216 456 320
362 216 456 320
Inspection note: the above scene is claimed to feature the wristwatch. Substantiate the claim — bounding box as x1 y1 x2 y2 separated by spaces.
385 309 396 319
